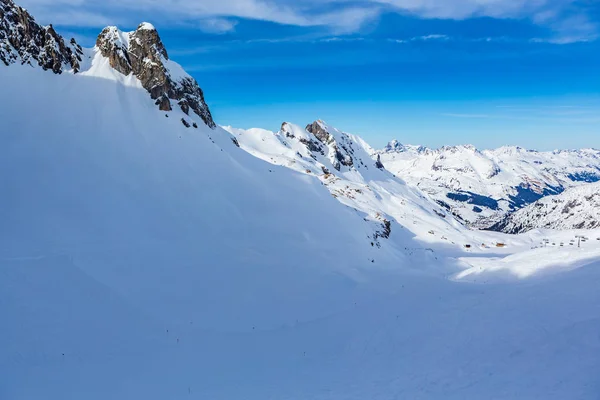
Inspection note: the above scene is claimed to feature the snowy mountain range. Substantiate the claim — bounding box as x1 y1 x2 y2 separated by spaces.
224 121 473 253
224 119 600 234
493 182 600 233
377 141 600 228
3 0 600 398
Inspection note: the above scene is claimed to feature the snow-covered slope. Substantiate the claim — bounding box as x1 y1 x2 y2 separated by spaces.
224 121 481 255
3 2 600 398
377 141 600 228
494 182 600 233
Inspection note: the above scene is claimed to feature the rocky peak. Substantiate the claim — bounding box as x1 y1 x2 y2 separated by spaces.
384 139 404 152
306 120 334 145
440 144 478 154
280 122 294 137
306 120 354 171
96 22 215 128
381 140 432 155
0 0 82 73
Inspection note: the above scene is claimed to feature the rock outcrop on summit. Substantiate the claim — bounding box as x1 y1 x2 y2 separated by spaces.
0 0 82 73
0 0 215 128
305 120 357 171
96 24 215 128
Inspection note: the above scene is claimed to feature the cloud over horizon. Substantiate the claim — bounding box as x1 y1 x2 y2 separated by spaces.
15 0 599 42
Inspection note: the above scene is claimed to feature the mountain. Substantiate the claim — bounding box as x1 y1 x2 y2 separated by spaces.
0 0 83 72
223 120 474 251
3 2 600 399
1 0 213 127
95 23 214 127
377 141 600 228
493 182 600 233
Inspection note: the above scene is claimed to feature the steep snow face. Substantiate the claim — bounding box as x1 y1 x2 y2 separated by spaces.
1 64 398 332
494 182 600 233
378 142 600 228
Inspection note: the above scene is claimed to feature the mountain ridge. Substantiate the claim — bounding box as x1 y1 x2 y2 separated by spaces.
0 0 83 72
492 182 600 233
376 139 600 228
0 0 215 128
4 2 600 399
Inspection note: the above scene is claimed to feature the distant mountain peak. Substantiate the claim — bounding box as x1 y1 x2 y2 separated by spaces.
381 140 430 155
493 182 600 233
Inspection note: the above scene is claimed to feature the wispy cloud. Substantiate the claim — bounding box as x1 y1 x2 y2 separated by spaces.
197 18 239 34
442 105 600 123
389 34 448 43
442 113 492 119
15 0 600 43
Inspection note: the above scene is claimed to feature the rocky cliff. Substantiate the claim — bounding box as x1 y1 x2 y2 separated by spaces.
0 0 82 73
1 0 215 128
96 23 215 128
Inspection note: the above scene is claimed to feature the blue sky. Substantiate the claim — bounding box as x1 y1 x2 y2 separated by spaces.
20 0 600 150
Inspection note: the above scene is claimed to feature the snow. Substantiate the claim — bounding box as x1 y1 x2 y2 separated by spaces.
101 25 131 49
377 141 600 227
2 47 600 399
498 182 600 232
457 230 600 281
224 121 600 283
164 58 191 81
80 48 142 87
138 22 156 30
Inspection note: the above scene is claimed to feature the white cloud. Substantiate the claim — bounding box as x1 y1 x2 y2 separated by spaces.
197 18 238 34
14 0 598 42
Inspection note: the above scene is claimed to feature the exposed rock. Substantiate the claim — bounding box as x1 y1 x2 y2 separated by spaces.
155 95 172 111
0 0 82 73
306 120 334 144
299 138 324 154
375 154 385 170
281 122 294 138
96 23 215 128
306 120 354 171
374 219 391 240
181 118 190 128
231 137 240 147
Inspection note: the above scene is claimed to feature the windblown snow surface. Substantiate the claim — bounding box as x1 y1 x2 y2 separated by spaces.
2 62 600 399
